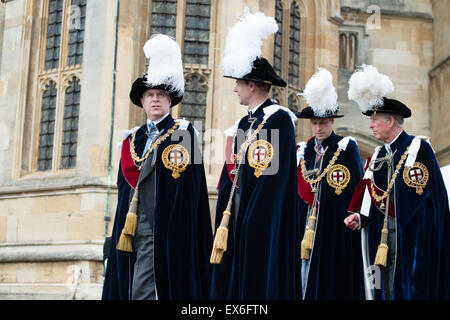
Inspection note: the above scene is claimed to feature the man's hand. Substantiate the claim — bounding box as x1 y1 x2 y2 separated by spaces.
344 213 360 231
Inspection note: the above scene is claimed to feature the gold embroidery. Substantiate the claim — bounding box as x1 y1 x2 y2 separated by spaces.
403 162 429 195
130 123 180 169
370 147 409 202
300 148 342 185
326 164 351 195
162 144 190 179
247 140 274 178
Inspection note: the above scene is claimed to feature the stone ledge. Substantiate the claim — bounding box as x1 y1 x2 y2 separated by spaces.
0 240 104 263
0 283 102 300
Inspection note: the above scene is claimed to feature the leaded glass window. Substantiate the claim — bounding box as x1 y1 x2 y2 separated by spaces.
38 81 57 171
45 0 63 70
183 0 211 65
60 78 80 169
288 1 300 88
150 0 178 38
273 0 283 77
181 75 207 148
67 0 86 66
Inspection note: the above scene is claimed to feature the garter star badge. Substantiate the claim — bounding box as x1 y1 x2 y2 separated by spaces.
326 164 350 195
403 162 428 195
247 140 273 178
162 144 190 179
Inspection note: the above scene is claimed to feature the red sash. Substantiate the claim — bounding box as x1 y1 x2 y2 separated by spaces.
120 137 140 189
217 136 237 190
297 162 314 208
347 157 395 218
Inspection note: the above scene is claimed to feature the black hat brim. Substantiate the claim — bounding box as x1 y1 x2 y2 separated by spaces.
129 77 183 108
224 57 287 87
362 97 411 118
295 107 344 119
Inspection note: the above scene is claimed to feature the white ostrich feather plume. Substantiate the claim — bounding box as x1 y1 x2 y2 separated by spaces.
347 65 394 112
143 34 184 95
222 7 278 78
301 68 338 116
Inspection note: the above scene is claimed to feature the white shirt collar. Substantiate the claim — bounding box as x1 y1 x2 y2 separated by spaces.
147 112 170 131
248 100 266 115
385 130 403 154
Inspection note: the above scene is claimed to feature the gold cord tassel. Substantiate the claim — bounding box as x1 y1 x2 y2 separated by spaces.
116 230 133 252
301 237 310 260
122 191 139 236
300 205 317 260
303 215 316 250
210 209 231 264
116 189 140 252
374 219 389 267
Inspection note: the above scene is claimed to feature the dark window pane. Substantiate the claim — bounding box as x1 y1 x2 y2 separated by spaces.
44 0 63 70
183 0 211 65
37 81 57 171
60 77 80 169
288 2 301 88
180 75 207 150
150 0 178 38
67 0 86 66
273 0 283 77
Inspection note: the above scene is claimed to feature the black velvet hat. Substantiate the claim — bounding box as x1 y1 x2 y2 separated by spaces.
362 97 412 118
129 34 184 108
224 57 287 87
129 74 183 108
296 106 344 119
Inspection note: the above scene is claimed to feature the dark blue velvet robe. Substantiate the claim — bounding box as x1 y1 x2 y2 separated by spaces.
102 115 212 300
363 131 449 299
298 132 364 299
210 99 300 300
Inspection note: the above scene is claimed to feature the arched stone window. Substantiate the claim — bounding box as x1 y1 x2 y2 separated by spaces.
60 77 81 169
35 0 85 172
38 81 58 171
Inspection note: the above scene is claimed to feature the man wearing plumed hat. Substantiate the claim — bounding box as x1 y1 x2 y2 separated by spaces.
344 65 449 300
209 8 300 299
102 34 212 300
295 68 364 299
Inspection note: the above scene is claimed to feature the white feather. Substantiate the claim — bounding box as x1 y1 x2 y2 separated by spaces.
301 68 338 116
143 34 184 95
347 65 394 112
222 7 278 78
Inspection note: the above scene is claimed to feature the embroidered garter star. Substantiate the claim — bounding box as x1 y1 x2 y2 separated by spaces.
248 140 273 178
403 162 429 195
326 164 350 195
162 144 190 179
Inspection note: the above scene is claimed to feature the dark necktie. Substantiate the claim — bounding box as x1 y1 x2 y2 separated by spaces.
143 121 158 156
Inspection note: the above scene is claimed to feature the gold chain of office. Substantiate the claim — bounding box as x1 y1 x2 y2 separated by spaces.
130 122 180 165
369 146 410 202
300 148 343 185
231 119 267 164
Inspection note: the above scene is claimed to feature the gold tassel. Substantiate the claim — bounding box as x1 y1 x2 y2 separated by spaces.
212 226 229 251
210 210 232 264
374 243 388 267
304 228 315 250
303 214 316 250
210 248 224 264
374 227 389 267
116 230 133 252
122 191 139 236
116 188 140 252
301 239 310 260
